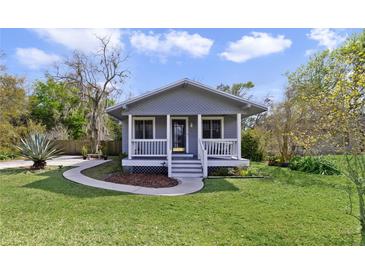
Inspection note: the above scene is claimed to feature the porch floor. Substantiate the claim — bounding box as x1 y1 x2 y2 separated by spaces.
124 155 249 167
130 155 245 161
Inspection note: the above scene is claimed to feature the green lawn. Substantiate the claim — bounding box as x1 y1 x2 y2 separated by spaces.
0 157 361 245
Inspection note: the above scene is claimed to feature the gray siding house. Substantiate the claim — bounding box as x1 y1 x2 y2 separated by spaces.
107 78 267 178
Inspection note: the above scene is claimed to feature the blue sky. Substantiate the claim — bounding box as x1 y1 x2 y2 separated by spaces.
0 28 361 103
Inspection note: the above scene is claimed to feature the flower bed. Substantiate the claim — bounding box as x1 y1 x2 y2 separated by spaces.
104 173 178 188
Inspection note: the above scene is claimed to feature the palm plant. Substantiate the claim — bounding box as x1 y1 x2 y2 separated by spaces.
17 134 61 169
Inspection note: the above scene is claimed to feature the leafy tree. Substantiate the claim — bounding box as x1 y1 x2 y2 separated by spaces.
287 31 365 244
260 86 303 162
217 81 254 97
30 78 87 139
241 129 264 161
0 71 44 151
63 109 87 139
217 81 271 130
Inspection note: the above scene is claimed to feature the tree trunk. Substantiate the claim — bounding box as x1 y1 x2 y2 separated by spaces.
357 187 365 245
32 160 46 170
281 134 289 162
90 104 100 153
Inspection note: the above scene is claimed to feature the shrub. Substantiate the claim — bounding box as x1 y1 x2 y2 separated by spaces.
81 145 88 159
241 130 264 162
211 167 230 176
0 150 18 160
238 169 253 176
211 167 259 177
267 155 281 166
289 156 340 175
16 134 61 169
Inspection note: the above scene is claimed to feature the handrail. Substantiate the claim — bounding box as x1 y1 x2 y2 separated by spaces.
199 139 208 178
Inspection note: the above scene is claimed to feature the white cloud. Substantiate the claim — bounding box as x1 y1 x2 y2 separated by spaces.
305 48 318 56
307 28 347 50
220 32 292 63
33 29 123 53
15 48 61 69
129 30 214 59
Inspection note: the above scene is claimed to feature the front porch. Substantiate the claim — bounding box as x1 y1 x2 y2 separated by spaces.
122 155 249 178
125 113 246 178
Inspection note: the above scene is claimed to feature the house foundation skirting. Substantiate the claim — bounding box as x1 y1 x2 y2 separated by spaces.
123 166 168 175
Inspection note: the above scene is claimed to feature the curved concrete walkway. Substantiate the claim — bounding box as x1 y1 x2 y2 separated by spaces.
0 155 87 169
63 160 204 196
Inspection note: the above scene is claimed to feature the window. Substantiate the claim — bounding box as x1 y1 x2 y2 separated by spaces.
134 119 154 139
202 118 223 139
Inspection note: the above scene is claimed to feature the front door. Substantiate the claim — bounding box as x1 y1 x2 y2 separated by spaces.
172 119 186 153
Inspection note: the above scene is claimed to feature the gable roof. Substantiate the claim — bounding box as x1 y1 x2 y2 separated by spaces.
107 78 268 119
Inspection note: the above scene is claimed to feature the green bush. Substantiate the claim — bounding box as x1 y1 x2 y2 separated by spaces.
211 167 230 176
211 167 260 177
81 145 88 158
241 130 264 162
0 151 18 160
289 156 340 175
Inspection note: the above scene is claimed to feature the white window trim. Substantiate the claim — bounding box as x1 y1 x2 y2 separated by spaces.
132 117 156 139
202 116 224 139
170 117 189 153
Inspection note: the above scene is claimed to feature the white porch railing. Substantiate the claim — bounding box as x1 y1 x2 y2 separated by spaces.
202 139 238 157
131 139 167 156
199 140 208 178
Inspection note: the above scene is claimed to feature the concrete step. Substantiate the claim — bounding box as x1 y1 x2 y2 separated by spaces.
172 159 201 164
172 163 202 167
172 168 202 173
172 154 194 158
171 165 202 170
171 172 203 178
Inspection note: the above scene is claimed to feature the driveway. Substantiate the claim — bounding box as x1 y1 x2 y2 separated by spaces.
0 155 86 170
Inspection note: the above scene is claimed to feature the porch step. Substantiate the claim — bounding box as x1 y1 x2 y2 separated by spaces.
172 167 202 173
171 159 203 178
171 172 203 178
172 164 202 169
172 159 201 164
172 154 194 159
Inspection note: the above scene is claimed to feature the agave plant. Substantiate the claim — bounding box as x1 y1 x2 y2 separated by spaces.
16 134 61 169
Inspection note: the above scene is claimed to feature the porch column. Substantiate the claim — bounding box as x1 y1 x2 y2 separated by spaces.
197 114 202 159
166 114 172 177
128 114 132 159
237 113 241 159
166 114 171 152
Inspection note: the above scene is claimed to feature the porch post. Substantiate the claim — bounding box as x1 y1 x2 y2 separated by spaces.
197 114 202 159
128 114 132 159
166 114 171 177
237 113 241 159
166 114 171 151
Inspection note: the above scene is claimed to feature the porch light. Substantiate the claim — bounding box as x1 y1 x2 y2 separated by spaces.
190 122 193 128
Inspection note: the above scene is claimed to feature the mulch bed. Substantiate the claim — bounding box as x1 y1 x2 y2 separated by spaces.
104 172 179 188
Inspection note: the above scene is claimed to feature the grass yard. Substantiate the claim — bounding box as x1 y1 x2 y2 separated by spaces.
0 157 361 245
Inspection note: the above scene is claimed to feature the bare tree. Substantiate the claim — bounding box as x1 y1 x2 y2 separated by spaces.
54 36 129 152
